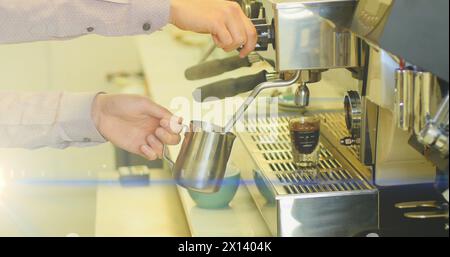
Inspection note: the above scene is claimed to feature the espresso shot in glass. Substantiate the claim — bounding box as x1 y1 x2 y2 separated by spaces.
289 115 321 174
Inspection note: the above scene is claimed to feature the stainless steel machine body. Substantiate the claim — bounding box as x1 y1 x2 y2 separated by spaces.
230 0 448 236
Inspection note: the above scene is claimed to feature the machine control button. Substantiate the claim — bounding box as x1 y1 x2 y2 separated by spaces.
251 18 275 51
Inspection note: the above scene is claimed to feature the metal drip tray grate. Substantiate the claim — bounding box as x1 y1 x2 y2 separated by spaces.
241 114 374 195
317 112 360 157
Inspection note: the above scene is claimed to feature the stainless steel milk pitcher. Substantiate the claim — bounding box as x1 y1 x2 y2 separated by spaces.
163 121 236 193
164 71 300 193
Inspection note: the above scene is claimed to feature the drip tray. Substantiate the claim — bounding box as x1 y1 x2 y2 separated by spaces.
234 113 379 236
240 114 375 196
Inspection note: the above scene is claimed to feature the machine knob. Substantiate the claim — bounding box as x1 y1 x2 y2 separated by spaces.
251 19 275 51
340 137 359 146
344 91 362 141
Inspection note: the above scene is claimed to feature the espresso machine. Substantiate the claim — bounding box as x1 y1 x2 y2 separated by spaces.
188 0 449 236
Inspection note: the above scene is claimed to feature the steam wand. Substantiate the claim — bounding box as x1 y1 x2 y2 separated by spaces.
223 71 301 132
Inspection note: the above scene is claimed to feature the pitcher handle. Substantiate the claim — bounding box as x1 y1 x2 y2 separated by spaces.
163 144 175 169
162 123 189 170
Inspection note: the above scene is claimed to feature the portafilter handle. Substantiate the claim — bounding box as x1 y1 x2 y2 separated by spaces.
419 93 449 157
193 70 271 102
223 71 300 132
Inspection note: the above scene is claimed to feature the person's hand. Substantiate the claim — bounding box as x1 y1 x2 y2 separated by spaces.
170 0 257 57
92 94 182 160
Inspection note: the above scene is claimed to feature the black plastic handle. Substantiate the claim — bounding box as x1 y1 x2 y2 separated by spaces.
193 70 267 102
185 55 252 81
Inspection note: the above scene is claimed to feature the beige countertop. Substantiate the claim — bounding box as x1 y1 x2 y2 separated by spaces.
95 169 190 237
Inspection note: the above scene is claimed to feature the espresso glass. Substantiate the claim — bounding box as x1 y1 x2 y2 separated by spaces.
289 115 321 175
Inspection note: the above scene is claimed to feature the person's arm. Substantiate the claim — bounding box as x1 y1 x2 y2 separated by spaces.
0 91 106 149
0 0 257 56
0 0 170 44
0 0 255 157
0 91 182 160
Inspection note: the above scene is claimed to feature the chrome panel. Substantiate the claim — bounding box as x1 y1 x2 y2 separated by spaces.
258 0 359 71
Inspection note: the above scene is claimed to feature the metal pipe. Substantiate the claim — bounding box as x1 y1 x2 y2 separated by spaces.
223 71 301 132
